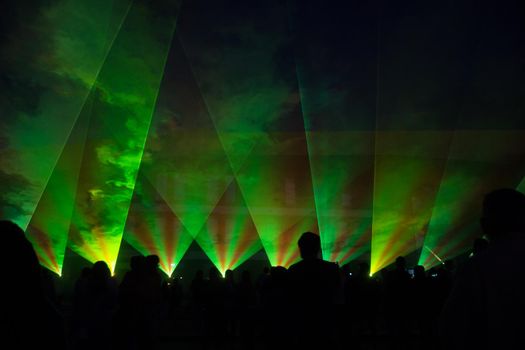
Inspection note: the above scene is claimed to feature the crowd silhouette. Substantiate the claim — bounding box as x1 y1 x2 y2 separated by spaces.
1 188 524 349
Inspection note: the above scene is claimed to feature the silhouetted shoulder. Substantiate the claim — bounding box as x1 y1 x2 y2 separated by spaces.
289 259 338 273
288 259 340 292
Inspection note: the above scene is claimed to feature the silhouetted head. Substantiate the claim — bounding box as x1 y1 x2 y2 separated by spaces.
130 255 145 271
473 237 489 255
1 220 41 290
225 269 234 282
298 231 321 259
414 265 425 279
146 255 160 270
481 188 525 240
270 266 288 285
92 261 111 280
395 256 406 270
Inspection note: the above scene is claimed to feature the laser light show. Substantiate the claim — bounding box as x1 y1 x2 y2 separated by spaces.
1 0 524 278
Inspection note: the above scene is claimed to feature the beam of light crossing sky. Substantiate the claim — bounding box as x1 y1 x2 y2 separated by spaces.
67 0 180 272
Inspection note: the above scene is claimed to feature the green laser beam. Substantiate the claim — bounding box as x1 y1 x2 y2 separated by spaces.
68 0 181 272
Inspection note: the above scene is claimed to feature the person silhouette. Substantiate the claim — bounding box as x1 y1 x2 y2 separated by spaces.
223 269 237 337
237 270 256 345
138 255 163 350
344 262 378 336
440 188 525 349
471 237 489 257
0 220 65 349
83 261 117 350
288 232 340 347
385 256 411 339
412 265 431 337
261 266 291 350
